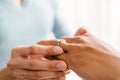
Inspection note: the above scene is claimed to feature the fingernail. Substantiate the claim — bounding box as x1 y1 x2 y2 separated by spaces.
64 69 71 74
56 62 67 70
59 77 66 80
53 46 63 54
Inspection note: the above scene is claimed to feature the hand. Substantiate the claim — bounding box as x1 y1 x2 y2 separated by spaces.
38 28 120 80
4 45 67 80
60 28 120 80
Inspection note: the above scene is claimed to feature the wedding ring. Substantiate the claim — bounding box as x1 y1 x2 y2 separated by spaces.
57 40 61 46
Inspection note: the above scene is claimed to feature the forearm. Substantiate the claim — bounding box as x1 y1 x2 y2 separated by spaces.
0 67 14 80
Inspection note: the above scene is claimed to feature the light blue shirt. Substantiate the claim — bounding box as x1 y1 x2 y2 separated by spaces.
0 0 71 68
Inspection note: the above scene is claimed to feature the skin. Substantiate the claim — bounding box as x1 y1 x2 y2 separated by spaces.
0 45 67 80
38 28 120 80
0 0 68 80
2 1 120 79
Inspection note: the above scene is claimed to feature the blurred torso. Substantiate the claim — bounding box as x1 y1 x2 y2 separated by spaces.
0 0 54 68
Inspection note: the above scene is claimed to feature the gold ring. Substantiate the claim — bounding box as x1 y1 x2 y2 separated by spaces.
57 40 61 46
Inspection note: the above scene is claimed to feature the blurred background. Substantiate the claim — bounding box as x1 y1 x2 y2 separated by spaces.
1 0 120 80
58 0 120 50
60 0 120 78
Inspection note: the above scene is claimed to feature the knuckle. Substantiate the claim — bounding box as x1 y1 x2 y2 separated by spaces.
37 41 45 45
62 37 74 43
62 37 70 41
29 45 37 54
75 36 85 42
7 60 16 67
12 70 19 78
48 62 55 69
13 69 28 79
56 72 64 77
47 46 54 54
34 72 44 78
28 60 36 69
84 44 93 49
75 36 83 40
11 47 20 57
68 44 74 48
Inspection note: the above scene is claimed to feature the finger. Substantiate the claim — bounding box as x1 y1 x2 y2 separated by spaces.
17 78 58 80
64 69 71 74
13 69 65 80
44 79 54 80
8 58 67 71
37 39 58 46
37 39 73 53
75 27 88 36
62 36 85 44
58 76 66 80
16 77 65 80
45 76 66 80
60 39 72 51
15 78 54 80
11 45 63 57
61 36 75 43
